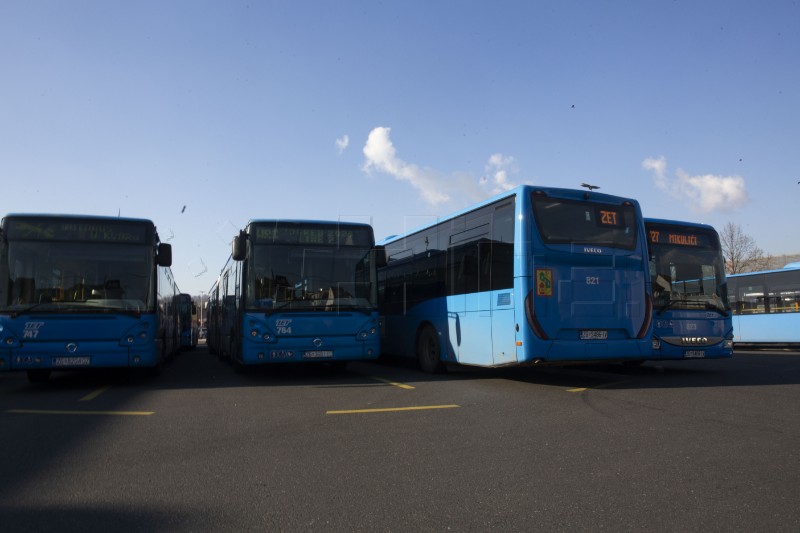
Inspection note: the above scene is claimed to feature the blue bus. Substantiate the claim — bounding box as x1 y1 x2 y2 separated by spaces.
377 185 653 372
0 214 179 382
206 277 221 355
645 218 733 359
177 292 198 350
208 220 381 370
727 263 800 346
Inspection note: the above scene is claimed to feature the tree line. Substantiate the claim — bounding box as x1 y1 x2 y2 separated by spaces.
720 222 773 275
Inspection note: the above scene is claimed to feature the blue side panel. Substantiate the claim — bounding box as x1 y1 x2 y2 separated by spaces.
733 313 800 344
382 291 519 367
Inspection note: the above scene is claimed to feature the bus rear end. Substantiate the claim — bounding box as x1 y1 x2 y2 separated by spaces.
522 188 652 362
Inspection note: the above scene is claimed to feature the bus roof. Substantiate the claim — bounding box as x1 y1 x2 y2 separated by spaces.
644 217 717 232
728 263 800 278
377 184 641 245
245 219 373 229
2 213 156 226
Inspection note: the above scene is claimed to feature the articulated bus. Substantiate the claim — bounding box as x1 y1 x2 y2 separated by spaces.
727 263 800 346
177 293 198 350
0 214 179 382
645 218 733 359
377 185 653 372
207 220 381 370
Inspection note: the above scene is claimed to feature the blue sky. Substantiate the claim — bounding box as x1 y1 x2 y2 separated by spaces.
2 0 798 295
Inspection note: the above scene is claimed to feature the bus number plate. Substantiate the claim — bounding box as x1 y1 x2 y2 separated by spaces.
304 350 333 359
52 357 91 367
580 330 608 340
685 350 705 358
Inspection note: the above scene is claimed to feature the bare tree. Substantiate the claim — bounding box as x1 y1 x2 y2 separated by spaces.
719 222 772 274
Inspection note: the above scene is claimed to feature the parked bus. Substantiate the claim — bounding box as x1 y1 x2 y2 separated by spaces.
377 185 653 372
0 214 179 382
645 218 733 359
206 277 221 355
177 292 198 350
207 220 381 370
727 263 800 346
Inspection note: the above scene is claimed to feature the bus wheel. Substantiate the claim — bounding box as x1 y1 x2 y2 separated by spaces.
417 325 445 374
27 370 51 383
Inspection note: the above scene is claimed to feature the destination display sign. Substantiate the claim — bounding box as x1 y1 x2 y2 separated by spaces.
4 218 150 244
648 229 712 248
252 223 373 247
596 208 625 227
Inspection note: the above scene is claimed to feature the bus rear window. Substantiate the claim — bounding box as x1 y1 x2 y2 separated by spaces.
532 195 638 250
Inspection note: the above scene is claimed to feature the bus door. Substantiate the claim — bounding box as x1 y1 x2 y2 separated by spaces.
448 236 492 366
490 239 517 366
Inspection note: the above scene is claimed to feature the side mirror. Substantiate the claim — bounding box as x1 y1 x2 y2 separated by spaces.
374 246 387 268
157 243 172 267
232 230 247 261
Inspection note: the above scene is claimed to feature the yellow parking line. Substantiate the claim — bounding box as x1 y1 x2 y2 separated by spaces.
7 409 154 416
80 386 111 402
327 404 459 415
369 376 415 390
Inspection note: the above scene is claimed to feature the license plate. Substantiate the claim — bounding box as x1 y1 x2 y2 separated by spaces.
52 356 91 367
685 350 706 358
303 350 333 359
580 330 608 340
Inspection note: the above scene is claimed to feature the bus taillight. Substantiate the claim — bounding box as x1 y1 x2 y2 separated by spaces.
525 291 549 340
637 292 652 339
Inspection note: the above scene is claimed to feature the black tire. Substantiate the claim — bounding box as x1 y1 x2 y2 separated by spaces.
417 325 445 374
27 369 51 383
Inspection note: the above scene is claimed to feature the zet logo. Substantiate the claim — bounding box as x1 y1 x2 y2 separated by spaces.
536 269 553 297
23 322 45 339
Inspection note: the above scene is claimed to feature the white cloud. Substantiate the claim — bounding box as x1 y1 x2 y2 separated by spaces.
335 134 350 154
643 156 748 212
362 127 530 208
481 153 519 195
362 127 450 205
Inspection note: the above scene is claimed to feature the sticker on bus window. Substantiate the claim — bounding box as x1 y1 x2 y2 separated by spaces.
536 269 553 297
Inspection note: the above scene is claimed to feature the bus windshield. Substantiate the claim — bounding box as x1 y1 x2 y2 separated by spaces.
1 239 154 313
246 243 376 312
648 227 729 316
532 194 639 250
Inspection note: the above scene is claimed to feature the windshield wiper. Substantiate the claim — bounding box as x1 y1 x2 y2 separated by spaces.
656 296 730 317
9 301 54 318
704 300 730 317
